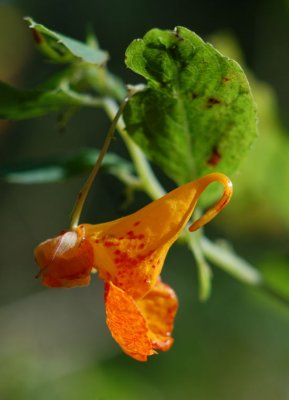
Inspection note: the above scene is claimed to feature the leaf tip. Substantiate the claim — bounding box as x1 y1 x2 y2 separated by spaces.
23 16 34 27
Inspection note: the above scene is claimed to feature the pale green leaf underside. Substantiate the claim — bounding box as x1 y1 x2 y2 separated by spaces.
0 149 133 184
124 26 257 187
0 81 92 120
25 17 108 65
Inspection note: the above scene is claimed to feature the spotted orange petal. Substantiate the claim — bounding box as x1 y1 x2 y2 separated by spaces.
84 173 232 299
105 279 178 361
137 278 178 352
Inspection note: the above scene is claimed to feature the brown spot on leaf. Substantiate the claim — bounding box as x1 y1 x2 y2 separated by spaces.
223 76 231 83
191 93 198 100
31 28 43 44
206 97 221 108
207 147 221 166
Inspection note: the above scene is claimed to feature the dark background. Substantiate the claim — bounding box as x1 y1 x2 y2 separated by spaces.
0 0 289 399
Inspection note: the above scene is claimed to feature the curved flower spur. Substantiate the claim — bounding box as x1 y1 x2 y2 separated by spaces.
34 172 232 361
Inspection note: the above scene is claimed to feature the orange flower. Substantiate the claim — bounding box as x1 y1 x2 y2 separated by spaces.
34 173 232 361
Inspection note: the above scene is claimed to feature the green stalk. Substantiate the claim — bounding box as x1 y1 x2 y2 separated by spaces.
187 233 212 302
103 98 166 200
69 96 129 228
200 237 262 286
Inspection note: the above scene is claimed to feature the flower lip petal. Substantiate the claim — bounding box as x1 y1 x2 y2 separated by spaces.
105 279 178 361
137 278 178 352
105 281 154 361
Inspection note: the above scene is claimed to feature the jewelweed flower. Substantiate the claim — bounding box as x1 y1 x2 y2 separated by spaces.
34 172 232 361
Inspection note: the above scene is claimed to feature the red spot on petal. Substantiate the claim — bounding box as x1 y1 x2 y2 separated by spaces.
133 221 141 226
104 241 114 247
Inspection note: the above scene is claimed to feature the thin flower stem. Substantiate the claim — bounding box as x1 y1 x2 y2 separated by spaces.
69 96 129 228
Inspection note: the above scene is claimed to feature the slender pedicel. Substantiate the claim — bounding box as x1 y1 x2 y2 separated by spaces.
70 96 130 229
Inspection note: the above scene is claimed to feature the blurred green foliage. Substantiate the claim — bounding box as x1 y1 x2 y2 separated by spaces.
211 33 289 233
25 17 109 65
0 148 133 184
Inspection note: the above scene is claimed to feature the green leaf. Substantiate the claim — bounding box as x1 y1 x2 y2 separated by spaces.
0 81 101 120
25 17 108 65
124 26 257 189
0 149 133 184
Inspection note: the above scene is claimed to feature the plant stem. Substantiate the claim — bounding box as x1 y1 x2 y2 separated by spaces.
200 236 262 286
200 237 289 306
187 233 212 302
103 98 166 200
69 96 129 228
